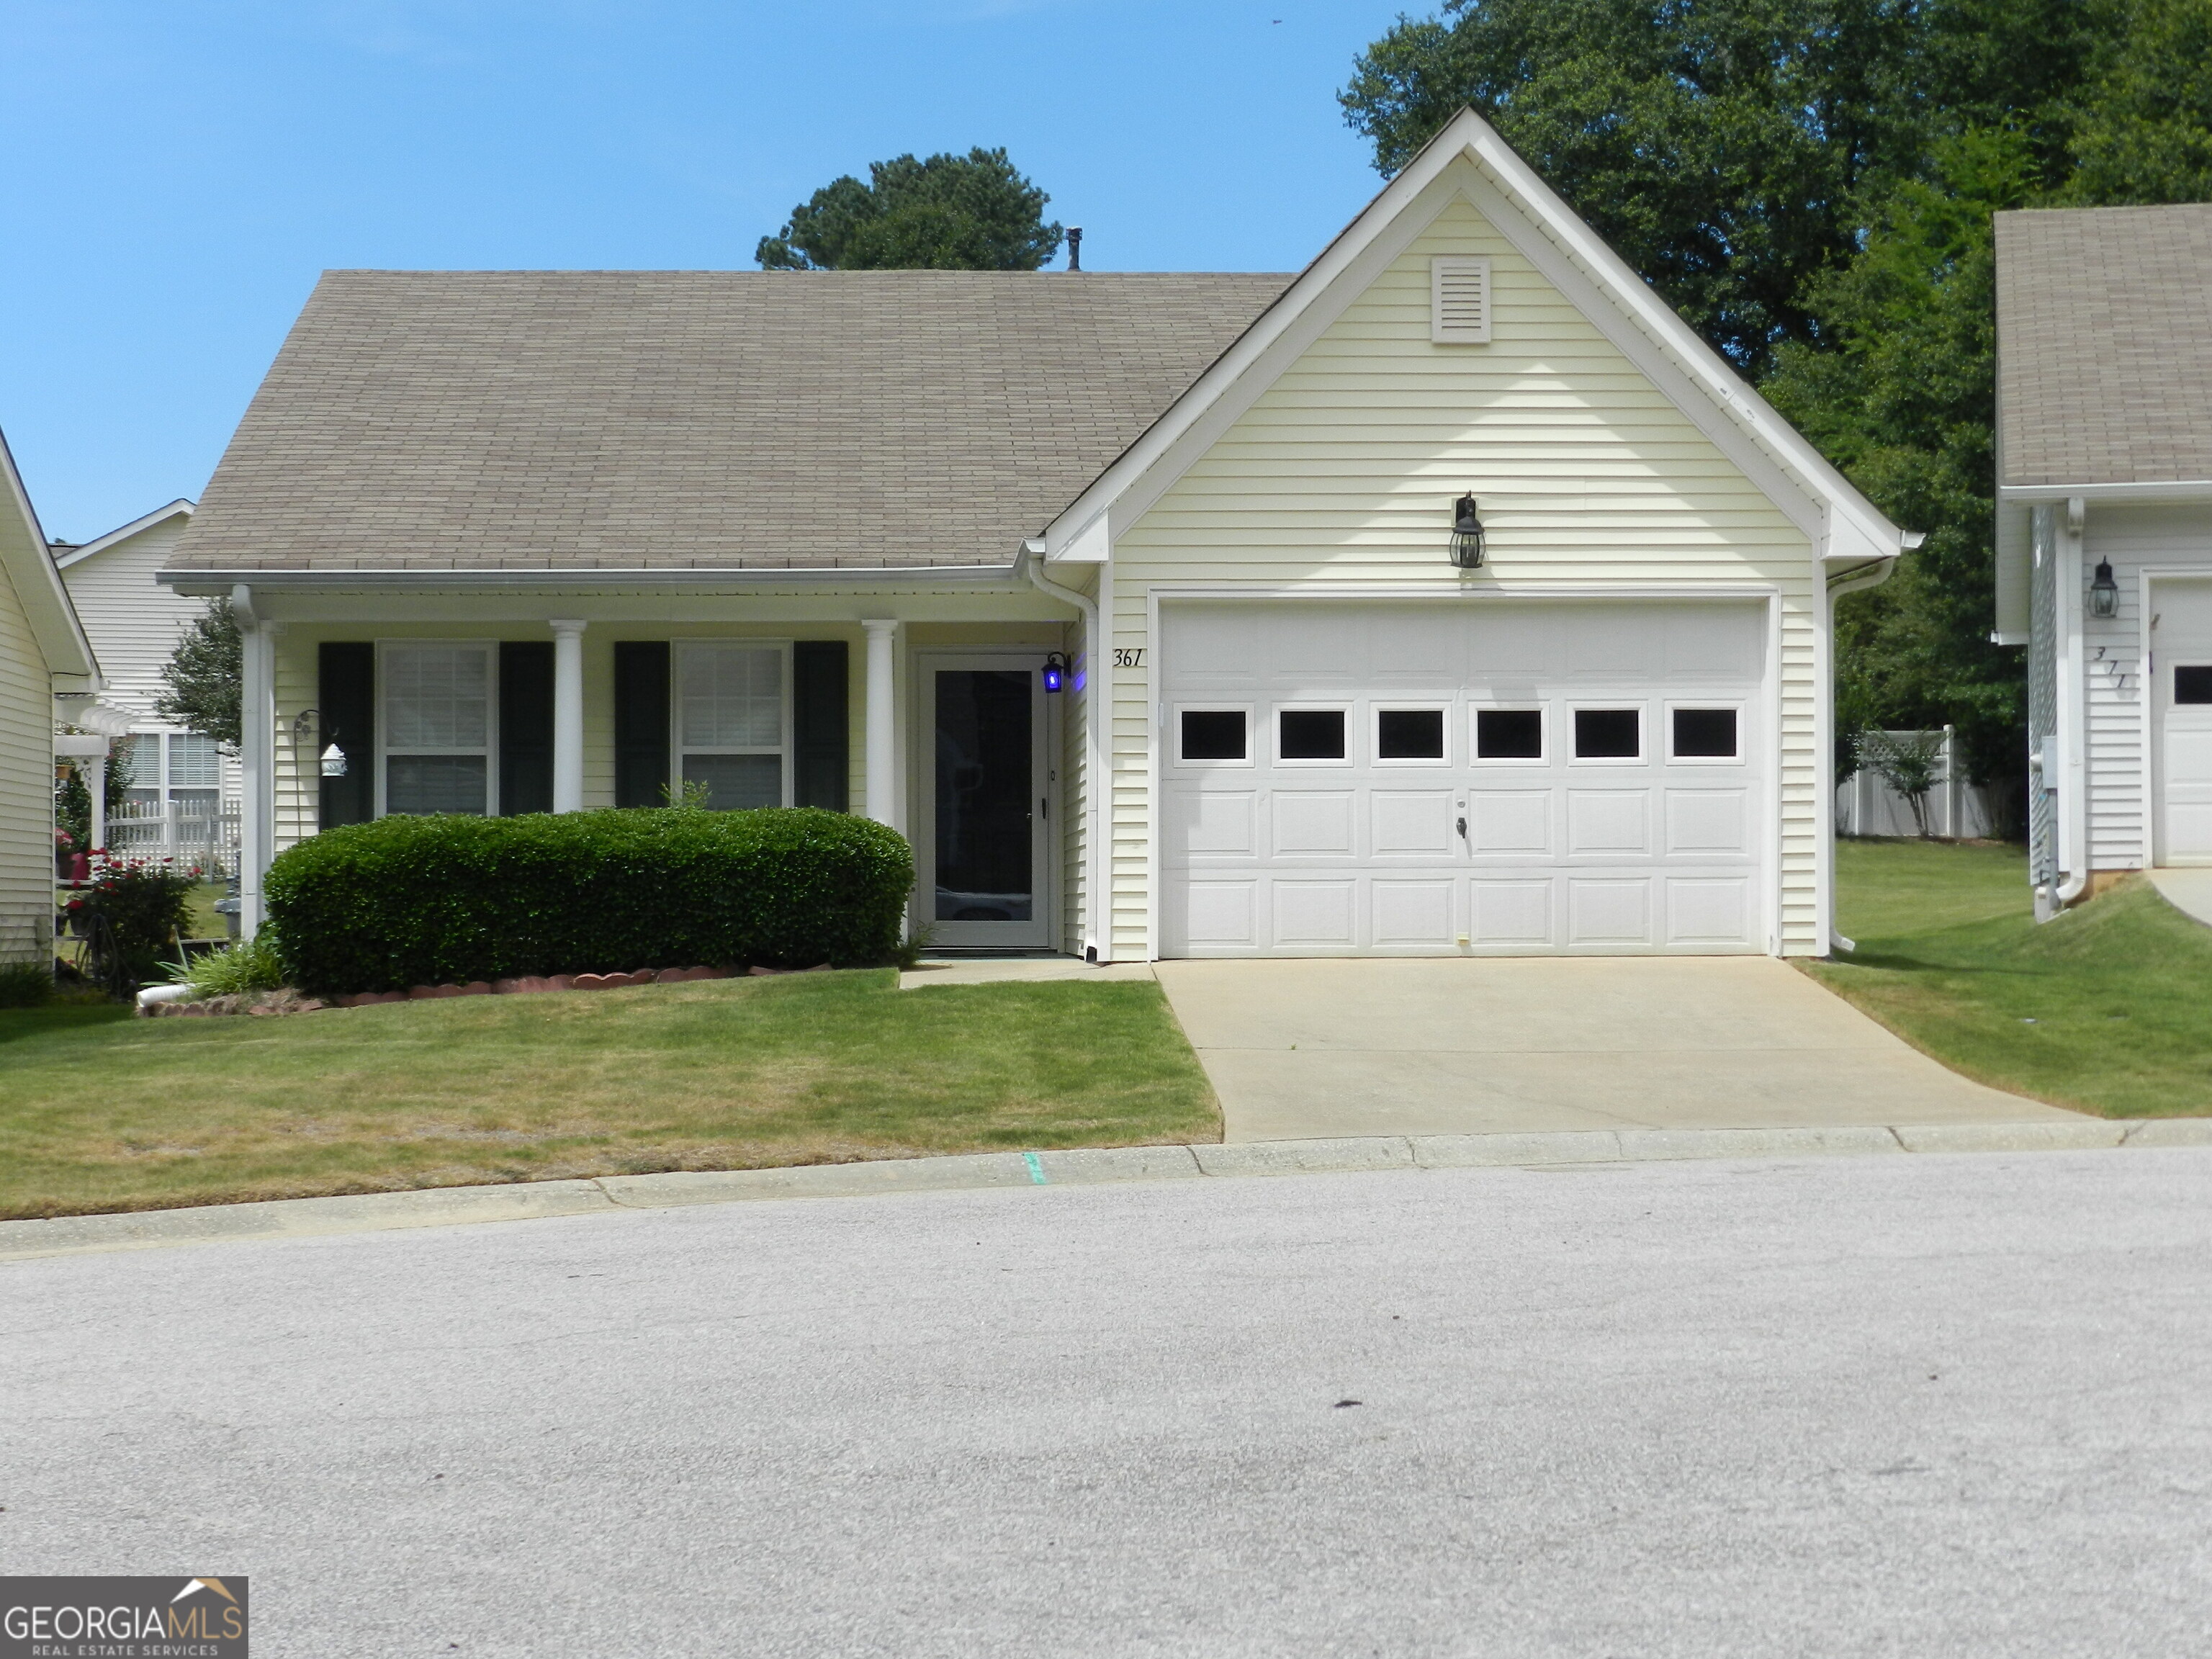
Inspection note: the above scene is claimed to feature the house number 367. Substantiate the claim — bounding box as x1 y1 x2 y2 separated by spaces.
1113 649 1145 668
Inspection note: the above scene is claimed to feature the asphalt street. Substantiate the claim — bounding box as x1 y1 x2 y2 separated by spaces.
5 1149 2209 1657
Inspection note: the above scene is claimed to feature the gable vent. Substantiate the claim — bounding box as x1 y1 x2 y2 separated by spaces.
1431 256 1491 344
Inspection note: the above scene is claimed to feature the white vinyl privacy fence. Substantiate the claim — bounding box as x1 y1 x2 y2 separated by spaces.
1836 727 1998 840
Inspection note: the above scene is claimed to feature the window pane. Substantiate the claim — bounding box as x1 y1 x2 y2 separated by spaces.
387 755 488 815
1279 709 1346 760
1672 707 1738 757
1377 709 1445 760
385 647 490 750
2177 665 2212 705
1179 710 1246 761
682 753 782 810
680 646 782 748
168 733 221 788
1574 709 1640 760
1475 709 1542 760
112 734 152 787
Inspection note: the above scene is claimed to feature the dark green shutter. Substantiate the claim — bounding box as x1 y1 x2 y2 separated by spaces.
318 642 376 829
498 641 554 815
613 641 670 808
793 640 850 811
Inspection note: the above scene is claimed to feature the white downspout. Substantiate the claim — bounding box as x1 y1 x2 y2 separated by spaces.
2054 498 2091 909
1024 548 1105 963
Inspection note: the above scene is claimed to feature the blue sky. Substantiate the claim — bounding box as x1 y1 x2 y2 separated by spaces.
1 1 1398 542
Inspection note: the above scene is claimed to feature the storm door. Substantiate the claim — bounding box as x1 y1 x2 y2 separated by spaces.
921 655 1053 949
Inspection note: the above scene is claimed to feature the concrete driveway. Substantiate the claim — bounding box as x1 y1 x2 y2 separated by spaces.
1155 956 2078 1142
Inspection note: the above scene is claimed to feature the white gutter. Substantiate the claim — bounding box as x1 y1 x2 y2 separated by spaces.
1022 544 1106 962
1999 479 2212 505
158 563 1025 596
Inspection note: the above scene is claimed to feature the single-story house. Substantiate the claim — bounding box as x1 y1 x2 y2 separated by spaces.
1993 203 2212 917
0 424 100 963
51 500 240 861
165 109 1911 960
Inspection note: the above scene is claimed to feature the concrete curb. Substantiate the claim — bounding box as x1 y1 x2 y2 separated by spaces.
5 1118 2209 1264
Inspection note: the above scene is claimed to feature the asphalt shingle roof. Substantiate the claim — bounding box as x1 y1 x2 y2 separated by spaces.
1996 204 2212 489
171 269 1292 573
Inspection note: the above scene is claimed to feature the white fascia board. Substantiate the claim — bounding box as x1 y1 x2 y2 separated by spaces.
1998 479 2212 503
0 426 97 680
53 498 196 570
158 563 1027 598
1041 106 1912 565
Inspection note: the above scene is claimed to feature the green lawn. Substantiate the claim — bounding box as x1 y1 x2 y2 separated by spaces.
0 971 1219 1220
1805 839 2212 1119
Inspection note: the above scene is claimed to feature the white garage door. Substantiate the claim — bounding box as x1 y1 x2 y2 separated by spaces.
1160 601 1771 956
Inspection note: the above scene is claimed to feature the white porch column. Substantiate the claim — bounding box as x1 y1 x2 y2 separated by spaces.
550 619 586 812
862 619 899 827
85 750 108 855
234 586 276 937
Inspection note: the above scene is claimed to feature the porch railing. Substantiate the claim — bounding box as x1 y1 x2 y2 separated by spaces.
102 801 242 876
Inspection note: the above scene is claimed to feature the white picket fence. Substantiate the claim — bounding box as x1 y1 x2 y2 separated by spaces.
103 800 242 874
1836 726 1997 840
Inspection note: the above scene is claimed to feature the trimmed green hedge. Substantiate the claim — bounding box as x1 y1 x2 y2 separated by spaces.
264 809 913 996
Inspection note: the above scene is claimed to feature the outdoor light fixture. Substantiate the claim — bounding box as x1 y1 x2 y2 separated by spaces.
2090 557 2121 619
1041 652 1068 693
320 745 349 778
1449 493 1486 569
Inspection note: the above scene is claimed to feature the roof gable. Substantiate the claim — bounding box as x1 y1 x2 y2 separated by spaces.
1040 109 1908 567
53 499 194 571
0 426 96 682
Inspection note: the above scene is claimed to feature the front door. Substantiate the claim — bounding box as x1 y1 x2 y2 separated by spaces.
922 655 1053 948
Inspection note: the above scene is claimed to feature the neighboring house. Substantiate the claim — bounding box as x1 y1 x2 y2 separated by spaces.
0 425 99 963
164 109 1911 957
52 500 241 855
1993 203 2212 917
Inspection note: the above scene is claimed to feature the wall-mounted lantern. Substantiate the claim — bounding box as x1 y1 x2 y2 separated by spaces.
2090 557 2120 620
1449 493 1486 569
1040 652 1068 694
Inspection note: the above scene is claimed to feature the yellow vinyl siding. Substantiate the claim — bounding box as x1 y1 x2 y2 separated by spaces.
0 554 53 963
1110 188 1820 956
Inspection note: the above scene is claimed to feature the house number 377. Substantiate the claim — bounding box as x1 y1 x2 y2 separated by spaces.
1113 649 1146 668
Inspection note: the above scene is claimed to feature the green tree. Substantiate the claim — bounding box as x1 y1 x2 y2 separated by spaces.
156 600 241 750
756 148 1063 271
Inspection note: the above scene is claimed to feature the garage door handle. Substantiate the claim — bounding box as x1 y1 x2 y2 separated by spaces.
1456 815 1467 840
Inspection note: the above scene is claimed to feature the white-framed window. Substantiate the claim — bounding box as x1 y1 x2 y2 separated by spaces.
380 642 495 816
1174 704 1252 767
1568 703 1646 764
1665 703 1744 763
1472 703 1546 763
1275 704 1352 765
675 642 792 809
1373 705 1450 765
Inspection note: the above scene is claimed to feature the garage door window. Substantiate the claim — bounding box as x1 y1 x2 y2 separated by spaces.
1474 707 1544 762
2177 666 2212 703
1178 708 1250 764
1573 707 1642 760
1376 708 1447 763
1670 706 1740 760
1277 708 1348 763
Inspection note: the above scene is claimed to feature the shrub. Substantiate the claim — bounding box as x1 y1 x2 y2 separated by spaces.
75 857 201 989
264 807 914 996
167 934 287 999
0 961 54 1009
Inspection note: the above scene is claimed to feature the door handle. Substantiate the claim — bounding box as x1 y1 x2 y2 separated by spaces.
1456 815 1467 840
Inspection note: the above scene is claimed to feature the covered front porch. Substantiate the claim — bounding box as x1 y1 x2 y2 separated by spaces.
199 572 1105 958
